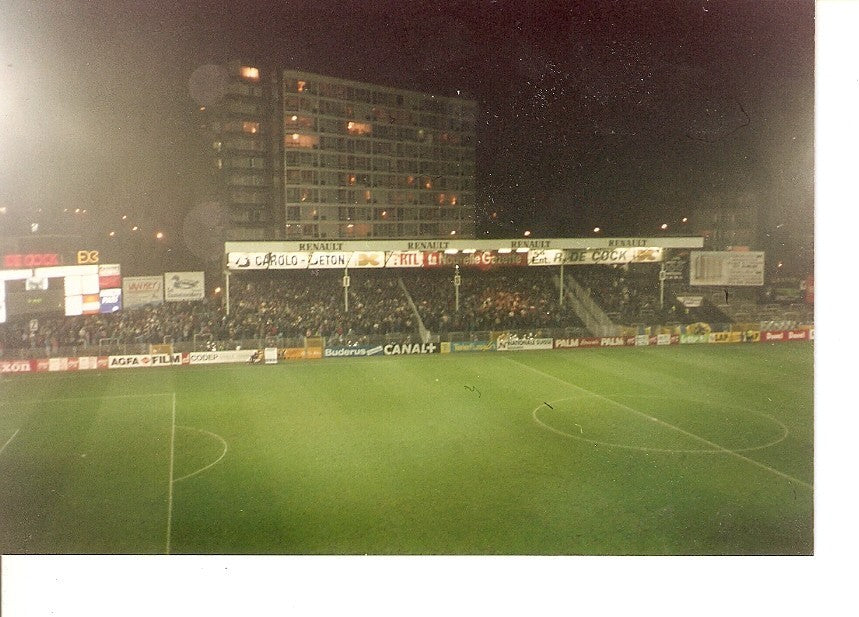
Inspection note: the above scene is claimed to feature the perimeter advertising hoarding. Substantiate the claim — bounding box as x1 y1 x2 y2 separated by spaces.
527 247 663 266
227 248 666 270
384 251 424 268
228 252 309 270
0 359 33 373
308 251 385 268
323 345 384 358
164 272 205 301
449 341 495 352
108 353 188 368
382 342 439 355
423 251 528 268
189 350 260 364
689 251 764 286
227 251 386 270
123 276 164 308
496 337 554 351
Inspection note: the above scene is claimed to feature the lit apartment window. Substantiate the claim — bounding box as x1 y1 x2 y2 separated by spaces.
240 66 260 81
346 121 372 136
297 80 306 92
285 114 314 128
284 133 319 149
242 121 259 134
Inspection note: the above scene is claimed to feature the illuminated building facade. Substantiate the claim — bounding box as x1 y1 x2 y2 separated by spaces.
201 64 477 241
199 62 283 240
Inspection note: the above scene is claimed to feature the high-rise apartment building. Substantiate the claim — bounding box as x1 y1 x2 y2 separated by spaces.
197 62 282 239
199 64 477 241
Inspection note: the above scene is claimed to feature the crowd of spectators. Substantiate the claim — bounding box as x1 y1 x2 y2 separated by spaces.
660 297 732 325
0 265 801 356
0 271 419 355
0 300 224 355
572 264 661 324
402 269 584 334
225 271 415 341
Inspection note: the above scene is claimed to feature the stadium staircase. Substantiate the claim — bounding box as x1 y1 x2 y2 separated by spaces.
558 273 620 337
397 277 433 343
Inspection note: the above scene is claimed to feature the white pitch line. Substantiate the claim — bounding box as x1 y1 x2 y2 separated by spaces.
505 356 813 490
165 392 177 554
172 427 229 483
0 429 20 456
0 392 174 407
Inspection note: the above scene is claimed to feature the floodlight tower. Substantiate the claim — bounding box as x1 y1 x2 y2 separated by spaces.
454 265 462 312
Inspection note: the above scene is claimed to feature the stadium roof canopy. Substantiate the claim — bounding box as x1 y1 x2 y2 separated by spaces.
225 236 704 254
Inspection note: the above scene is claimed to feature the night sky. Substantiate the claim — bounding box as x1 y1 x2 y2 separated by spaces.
1 0 814 261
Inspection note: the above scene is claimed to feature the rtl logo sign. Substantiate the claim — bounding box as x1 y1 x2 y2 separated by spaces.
3 253 61 268
77 250 100 264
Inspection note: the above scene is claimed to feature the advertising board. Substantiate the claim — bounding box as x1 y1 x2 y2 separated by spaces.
108 353 188 368
0 360 33 373
99 288 122 313
423 251 528 268
760 330 810 343
528 247 663 266
188 350 261 364
323 346 384 358
450 341 496 352
164 272 205 301
496 337 554 351
679 334 709 344
690 251 765 286
382 342 439 355
384 251 424 268
123 276 164 307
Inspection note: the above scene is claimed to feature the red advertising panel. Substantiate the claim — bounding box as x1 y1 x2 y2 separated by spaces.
3 253 62 268
760 330 810 343
423 251 528 269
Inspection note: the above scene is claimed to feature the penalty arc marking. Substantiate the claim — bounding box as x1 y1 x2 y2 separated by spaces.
172 426 229 483
532 398 789 455
506 356 812 490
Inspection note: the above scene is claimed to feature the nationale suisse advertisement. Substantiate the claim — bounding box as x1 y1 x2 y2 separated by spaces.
496 336 554 351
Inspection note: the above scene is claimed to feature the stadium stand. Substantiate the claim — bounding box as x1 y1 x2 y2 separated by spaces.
0 266 812 358
401 269 585 334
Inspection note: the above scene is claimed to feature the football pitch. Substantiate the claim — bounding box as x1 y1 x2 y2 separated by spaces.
0 343 813 555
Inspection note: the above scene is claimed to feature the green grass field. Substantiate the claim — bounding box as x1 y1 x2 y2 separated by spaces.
0 343 813 555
